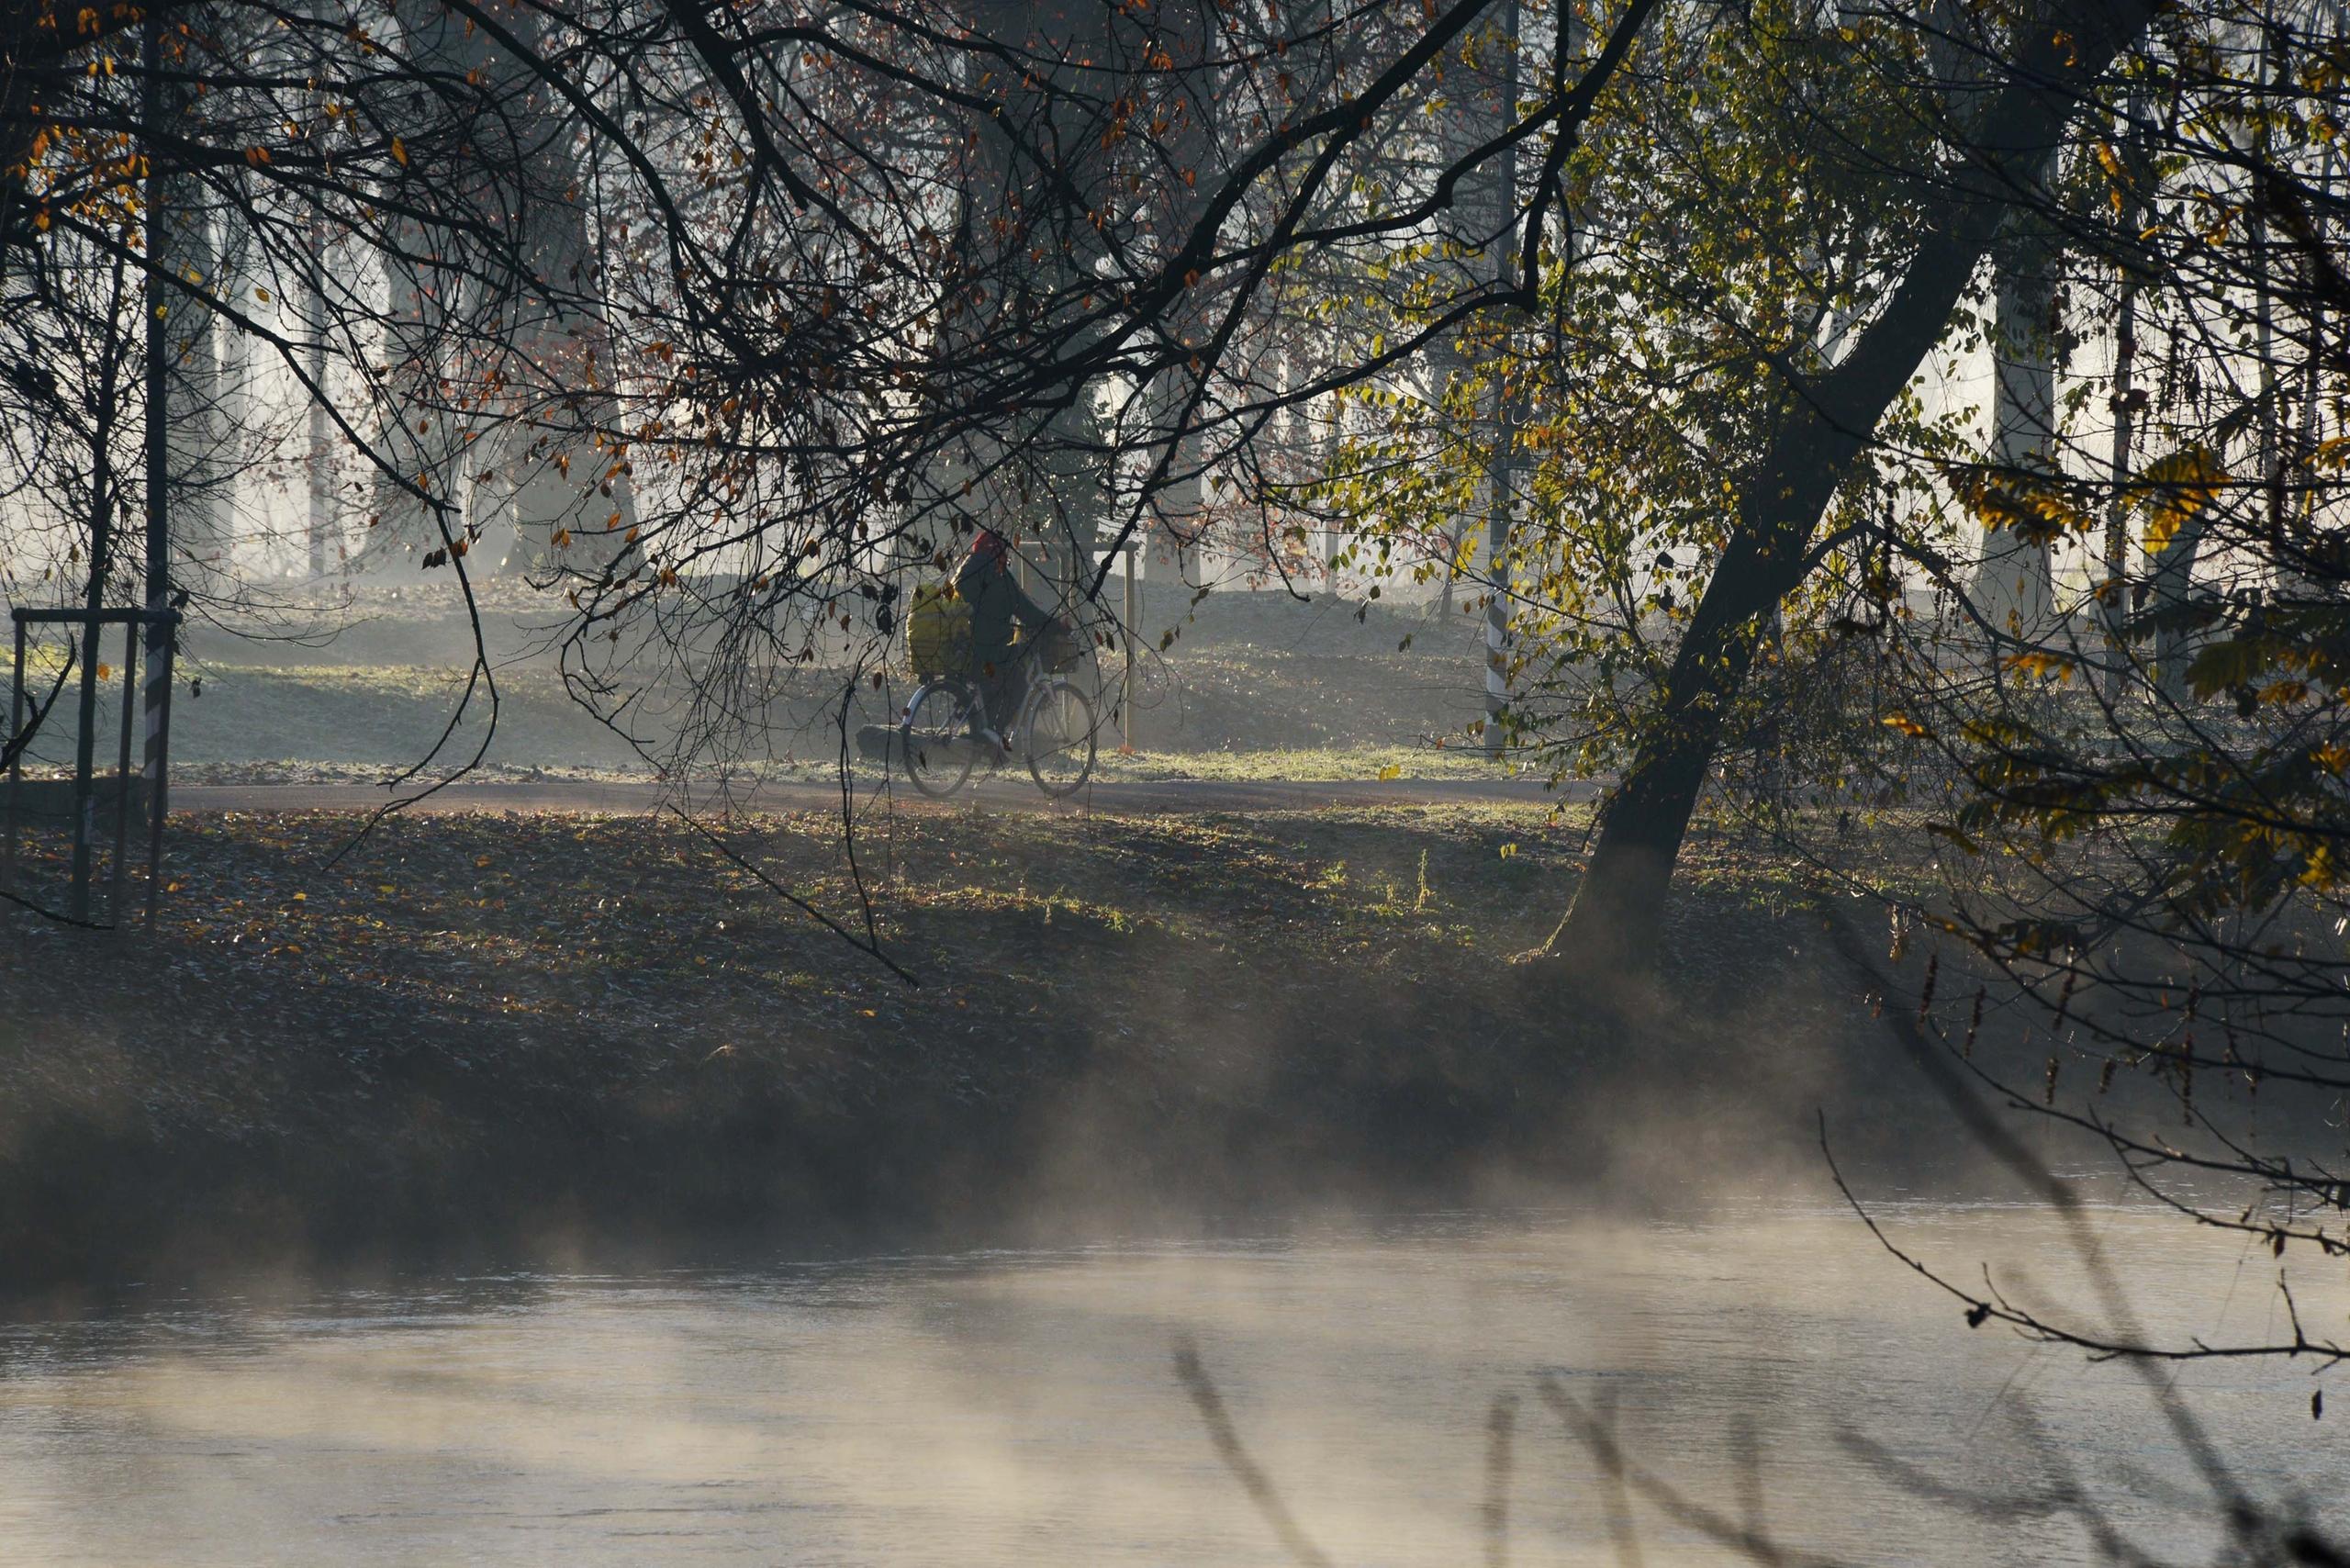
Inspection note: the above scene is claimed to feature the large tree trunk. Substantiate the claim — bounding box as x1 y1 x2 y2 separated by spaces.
2150 501 2208 705
1550 510 1808 963
1976 203 2060 639
1546 0 2156 968
156 164 226 580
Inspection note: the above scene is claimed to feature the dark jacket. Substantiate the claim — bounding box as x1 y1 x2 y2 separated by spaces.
953 551 1052 678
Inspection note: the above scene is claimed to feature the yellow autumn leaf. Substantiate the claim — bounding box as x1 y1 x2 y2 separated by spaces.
1376 763 1403 780
390 136 408 166
2001 650 2075 683
2138 445 2224 554
1957 471 2091 540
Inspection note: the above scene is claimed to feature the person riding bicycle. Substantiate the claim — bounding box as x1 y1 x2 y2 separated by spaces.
955 528 1060 746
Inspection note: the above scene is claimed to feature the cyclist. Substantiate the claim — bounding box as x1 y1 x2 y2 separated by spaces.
955 528 1060 747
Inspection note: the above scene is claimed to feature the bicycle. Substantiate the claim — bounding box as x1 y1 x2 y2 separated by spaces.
899 625 1099 800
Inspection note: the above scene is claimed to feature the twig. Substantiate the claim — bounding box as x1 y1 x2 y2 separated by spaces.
668 801 918 988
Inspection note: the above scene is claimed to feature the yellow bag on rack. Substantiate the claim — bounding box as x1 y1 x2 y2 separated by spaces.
905 580 971 678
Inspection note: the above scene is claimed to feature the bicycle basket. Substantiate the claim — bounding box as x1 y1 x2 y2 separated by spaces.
1035 624 1084 674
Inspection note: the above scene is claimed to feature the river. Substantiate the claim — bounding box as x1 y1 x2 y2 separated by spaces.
0 1197 2336 1565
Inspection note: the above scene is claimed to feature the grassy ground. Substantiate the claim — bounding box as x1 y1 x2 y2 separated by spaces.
6 585 1507 787
0 798 1985 1291
151 730 1521 788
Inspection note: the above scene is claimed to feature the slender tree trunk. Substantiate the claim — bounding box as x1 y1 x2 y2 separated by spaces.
2102 267 2139 703
2099 88 2151 700
1483 2 1521 756
307 206 333 578
2251 1 2286 574
67 278 126 924
139 15 174 915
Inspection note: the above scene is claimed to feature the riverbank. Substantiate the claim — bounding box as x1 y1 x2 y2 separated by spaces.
0 800 1980 1294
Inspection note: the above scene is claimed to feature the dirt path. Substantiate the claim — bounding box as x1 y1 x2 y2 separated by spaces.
172 774 1591 816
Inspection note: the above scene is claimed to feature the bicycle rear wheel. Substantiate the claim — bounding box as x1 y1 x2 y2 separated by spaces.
901 679 978 798
1022 678 1097 798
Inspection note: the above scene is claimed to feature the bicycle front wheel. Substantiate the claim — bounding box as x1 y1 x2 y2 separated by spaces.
901 679 978 798
1022 678 1097 798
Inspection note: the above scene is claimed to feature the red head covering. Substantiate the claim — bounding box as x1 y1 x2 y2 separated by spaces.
968 529 1010 566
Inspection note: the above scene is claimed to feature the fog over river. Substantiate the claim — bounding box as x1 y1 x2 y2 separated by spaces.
0 1198 2336 1565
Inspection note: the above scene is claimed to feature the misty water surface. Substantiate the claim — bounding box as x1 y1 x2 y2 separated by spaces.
0 1199 2336 1565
